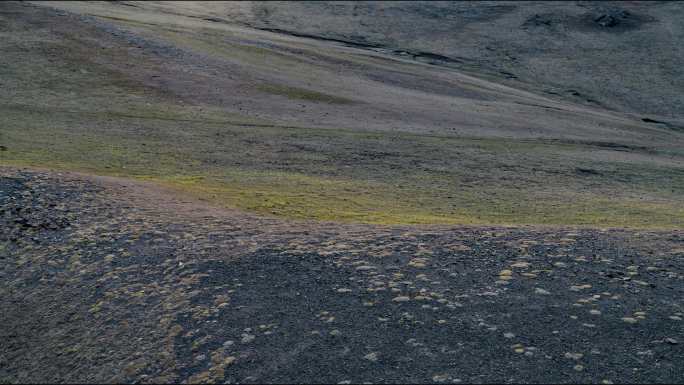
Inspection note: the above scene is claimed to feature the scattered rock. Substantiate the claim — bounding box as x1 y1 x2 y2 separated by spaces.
570 284 592 291
565 352 584 360
240 333 255 344
595 12 623 28
511 262 530 268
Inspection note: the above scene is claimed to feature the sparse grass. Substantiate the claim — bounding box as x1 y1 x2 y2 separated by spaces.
1 5 682 229
2 102 682 228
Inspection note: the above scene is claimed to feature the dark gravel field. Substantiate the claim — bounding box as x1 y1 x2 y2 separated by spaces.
1 168 682 384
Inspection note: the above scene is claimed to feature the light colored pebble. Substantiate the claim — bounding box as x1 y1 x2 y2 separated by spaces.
240 333 255 344
565 352 584 360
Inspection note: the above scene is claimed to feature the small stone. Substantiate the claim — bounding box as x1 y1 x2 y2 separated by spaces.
573 365 584 371
330 329 341 336
565 352 584 360
622 317 638 324
590 310 602 315
408 259 427 268
356 266 375 271
432 374 449 382
241 333 255 343
535 288 551 295
503 332 515 339
570 284 592 291
511 262 530 268
392 296 411 302
665 338 678 345
669 316 682 321
363 352 379 362
499 270 513 276
514 348 525 354
601 380 614 385
336 288 352 293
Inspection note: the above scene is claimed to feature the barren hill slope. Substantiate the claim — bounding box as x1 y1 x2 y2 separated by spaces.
175 0 684 123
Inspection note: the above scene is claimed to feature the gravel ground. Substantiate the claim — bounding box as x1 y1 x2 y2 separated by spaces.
1 168 682 383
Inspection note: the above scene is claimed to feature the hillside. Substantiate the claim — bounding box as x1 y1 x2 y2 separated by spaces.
1 0 682 227
1 1 683 383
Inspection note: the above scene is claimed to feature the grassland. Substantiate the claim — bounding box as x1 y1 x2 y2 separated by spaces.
2 2 683 229
3 100 682 228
